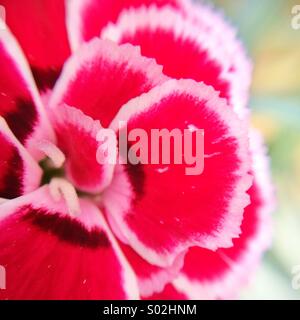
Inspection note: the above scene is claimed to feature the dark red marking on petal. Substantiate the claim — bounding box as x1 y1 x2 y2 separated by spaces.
0 125 42 199
125 160 145 202
0 27 55 157
0 190 139 300
3 99 38 145
21 206 110 249
0 136 23 199
0 39 38 144
31 66 62 92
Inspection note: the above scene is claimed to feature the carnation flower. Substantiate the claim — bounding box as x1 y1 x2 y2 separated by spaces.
0 0 273 300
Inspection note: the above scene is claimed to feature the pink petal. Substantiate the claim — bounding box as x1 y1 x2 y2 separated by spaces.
49 38 167 128
144 283 187 300
0 186 139 300
102 5 251 118
0 27 54 157
66 0 183 50
49 105 116 193
173 130 274 299
103 79 252 268
117 240 185 297
0 118 42 199
0 0 71 91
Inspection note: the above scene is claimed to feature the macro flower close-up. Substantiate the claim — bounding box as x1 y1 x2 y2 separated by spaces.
0 0 277 301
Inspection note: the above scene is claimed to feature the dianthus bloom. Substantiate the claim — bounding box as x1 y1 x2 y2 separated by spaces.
0 0 274 300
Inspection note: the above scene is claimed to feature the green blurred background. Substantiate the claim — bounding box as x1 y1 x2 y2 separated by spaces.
203 0 300 299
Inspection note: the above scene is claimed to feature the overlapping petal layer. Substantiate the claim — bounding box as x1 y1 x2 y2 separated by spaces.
182 0 252 117
102 5 251 117
172 131 274 299
0 187 139 300
0 27 54 157
50 105 116 193
103 79 252 268
0 0 71 91
117 241 184 297
0 118 42 200
50 38 167 128
66 0 183 50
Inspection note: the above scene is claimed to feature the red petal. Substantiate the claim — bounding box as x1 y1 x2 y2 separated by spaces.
103 79 252 268
145 284 187 300
117 240 184 297
0 27 54 157
66 0 183 50
0 118 42 200
183 0 253 118
50 105 116 193
0 0 71 91
173 130 274 299
49 38 167 128
102 5 251 118
0 186 139 300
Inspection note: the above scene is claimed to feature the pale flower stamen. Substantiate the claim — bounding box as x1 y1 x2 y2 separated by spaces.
36 140 66 168
49 178 81 217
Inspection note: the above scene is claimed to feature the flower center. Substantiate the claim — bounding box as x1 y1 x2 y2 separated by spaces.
38 141 81 216
40 158 65 185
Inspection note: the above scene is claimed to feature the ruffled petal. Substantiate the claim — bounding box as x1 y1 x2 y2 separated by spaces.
145 284 187 300
103 79 252 268
49 105 116 193
182 0 253 118
116 241 184 297
102 5 251 118
173 130 274 299
0 117 42 200
49 38 167 128
0 27 54 158
0 0 71 91
0 186 139 300
66 0 183 51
